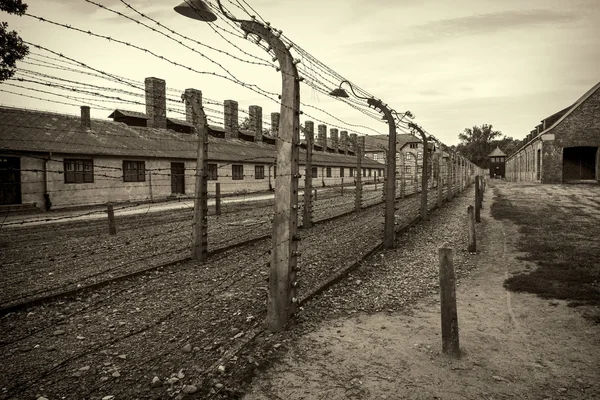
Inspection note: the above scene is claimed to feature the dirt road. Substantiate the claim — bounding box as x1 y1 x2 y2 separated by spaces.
244 182 600 400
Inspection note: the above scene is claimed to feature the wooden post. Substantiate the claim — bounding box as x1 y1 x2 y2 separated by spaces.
467 205 476 252
437 154 443 209
107 203 116 235
148 169 153 202
341 176 344 197
183 89 209 262
303 122 314 229
355 136 364 212
239 20 301 332
475 176 481 223
314 187 317 202
439 244 460 357
215 182 221 216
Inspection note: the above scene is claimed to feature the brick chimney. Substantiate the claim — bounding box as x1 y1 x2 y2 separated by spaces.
224 100 239 139
349 133 358 153
318 124 327 152
340 131 349 154
248 105 262 142
80 106 91 129
145 77 167 129
330 128 339 153
184 88 202 134
270 112 280 136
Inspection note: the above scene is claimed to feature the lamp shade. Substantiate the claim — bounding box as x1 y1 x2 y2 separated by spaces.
174 0 217 22
329 88 349 98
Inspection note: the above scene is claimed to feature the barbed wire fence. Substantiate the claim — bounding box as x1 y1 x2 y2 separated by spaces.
0 1 485 398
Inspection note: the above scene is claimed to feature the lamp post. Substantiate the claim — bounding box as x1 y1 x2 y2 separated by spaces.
329 81 412 249
175 0 301 332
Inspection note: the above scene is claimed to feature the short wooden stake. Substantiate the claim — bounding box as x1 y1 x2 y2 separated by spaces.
341 177 344 196
314 188 317 202
107 203 116 235
439 244 460 357
467 205 476 252
215 182 221 216
475 176 481 223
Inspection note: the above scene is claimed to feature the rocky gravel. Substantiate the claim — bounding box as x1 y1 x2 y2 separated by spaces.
0 179 464 399
0 183 385 309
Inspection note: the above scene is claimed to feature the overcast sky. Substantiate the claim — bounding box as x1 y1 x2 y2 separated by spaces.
1 0 598 145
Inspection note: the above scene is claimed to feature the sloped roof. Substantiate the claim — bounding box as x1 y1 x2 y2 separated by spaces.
0 106 383 168
107 109 148 119
508 81 600 160
539 81 600 136
488 147 506 157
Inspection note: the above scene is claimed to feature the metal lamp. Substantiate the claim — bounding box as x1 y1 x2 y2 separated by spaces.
174 0 217 22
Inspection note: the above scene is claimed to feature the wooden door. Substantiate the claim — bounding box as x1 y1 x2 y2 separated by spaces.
0 156 22 205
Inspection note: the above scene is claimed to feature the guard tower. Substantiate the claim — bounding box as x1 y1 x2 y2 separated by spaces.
488 146 507 178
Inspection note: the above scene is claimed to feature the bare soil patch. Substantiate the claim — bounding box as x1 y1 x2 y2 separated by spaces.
243 181 600 400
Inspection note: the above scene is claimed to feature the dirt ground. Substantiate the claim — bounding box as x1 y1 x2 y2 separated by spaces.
244 182 600 400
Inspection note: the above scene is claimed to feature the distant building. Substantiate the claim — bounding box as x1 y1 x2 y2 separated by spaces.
488 147 506 178
0 77 384 210
506 81 600 183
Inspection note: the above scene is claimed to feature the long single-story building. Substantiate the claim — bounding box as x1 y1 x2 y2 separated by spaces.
506 81 600 183
0 77 384 211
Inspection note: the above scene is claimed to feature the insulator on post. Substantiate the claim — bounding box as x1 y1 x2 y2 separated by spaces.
298 77 305 82
292 251 301 257
276 67 281 72
293 265 301 272
243 32 249 40
291 297 298 304
293 59 301 65
291 281 299 288
265 45 272 53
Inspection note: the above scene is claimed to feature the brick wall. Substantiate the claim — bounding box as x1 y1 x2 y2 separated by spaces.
507 85 600 183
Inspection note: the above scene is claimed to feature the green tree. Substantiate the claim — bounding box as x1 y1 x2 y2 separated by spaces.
239 116 269 135
457 124 509 168
1 0 28 81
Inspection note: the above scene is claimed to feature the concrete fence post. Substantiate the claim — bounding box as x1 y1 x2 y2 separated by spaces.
303 121 314 229
183 88 208 262
107 203 116 235
447 155 453 202
437 154 443 209
439 244 460 357
400 152 405 199
355 136 364 212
